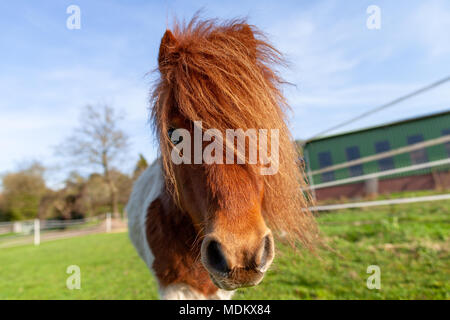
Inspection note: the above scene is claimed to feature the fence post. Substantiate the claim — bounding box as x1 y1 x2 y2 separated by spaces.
34 219 40 246
106 213 112 233
365 177 379 198
13 221 23 233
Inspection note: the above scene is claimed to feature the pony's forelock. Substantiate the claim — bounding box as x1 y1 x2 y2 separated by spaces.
151 15 318 250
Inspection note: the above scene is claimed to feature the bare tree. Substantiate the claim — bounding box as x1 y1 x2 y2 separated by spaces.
57 105 129 217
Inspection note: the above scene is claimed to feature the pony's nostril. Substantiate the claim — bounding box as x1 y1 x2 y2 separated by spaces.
257 233 275 272
206 240 229 274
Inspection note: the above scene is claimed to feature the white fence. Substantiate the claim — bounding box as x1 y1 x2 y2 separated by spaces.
305 135 449 189
310 193 450 211
303 135 450 211
0 213 126 248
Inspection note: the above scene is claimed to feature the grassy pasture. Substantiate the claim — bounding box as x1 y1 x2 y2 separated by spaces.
0 199 448 299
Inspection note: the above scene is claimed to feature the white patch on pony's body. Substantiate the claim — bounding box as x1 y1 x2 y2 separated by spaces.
126 159 234 300
161 283 234 300
127 159 163 270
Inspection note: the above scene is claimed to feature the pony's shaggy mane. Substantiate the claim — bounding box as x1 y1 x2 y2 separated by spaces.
151 16 318 249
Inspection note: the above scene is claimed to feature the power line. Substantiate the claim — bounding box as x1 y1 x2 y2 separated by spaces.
306 75 450 141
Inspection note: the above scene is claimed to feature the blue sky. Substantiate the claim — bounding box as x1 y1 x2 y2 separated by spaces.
1 0 449 186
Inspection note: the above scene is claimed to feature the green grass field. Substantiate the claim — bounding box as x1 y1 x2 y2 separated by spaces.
0 199 448 299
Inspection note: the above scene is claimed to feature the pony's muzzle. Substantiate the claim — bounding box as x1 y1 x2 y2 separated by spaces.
200 232 275 290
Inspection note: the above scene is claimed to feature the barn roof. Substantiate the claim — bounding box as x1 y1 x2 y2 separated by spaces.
303 109 450 145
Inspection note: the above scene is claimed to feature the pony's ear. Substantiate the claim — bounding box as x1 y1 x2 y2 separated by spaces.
239 25 257 60
158 29 178 71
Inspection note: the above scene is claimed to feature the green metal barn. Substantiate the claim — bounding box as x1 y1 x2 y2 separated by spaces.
302 110 450 200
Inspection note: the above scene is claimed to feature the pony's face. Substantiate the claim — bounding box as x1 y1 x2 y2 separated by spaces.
153 20 316 290
168 115 275 290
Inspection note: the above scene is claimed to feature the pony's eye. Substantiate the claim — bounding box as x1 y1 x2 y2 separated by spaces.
168 128 183 145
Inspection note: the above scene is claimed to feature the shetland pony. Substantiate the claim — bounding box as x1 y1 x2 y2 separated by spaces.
127 17 317 300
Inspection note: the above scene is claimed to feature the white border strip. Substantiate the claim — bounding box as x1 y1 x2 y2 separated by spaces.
310 193 450 211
